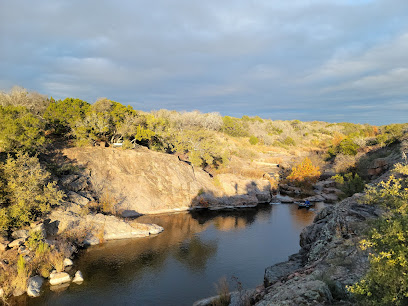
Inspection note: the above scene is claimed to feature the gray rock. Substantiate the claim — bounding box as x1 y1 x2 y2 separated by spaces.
255 191 272 203
30 223 47 239
12 287 25 297
11 229 29 239
49 282 70 292
27 276 43 297
60 174 80 187
83 236 100 246
68 176 89 192
304 194 325 202
274 194 295 203
264 258 302 287
322 193 339 203
67 191 90 206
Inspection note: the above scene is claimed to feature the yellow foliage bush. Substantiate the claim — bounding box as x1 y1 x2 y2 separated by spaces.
287 157 321 187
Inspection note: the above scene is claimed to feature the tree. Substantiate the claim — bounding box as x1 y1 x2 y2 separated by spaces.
0 105 46 153
0 86 49 116
44 98 91 134
0 153 64 231
287 157 321 187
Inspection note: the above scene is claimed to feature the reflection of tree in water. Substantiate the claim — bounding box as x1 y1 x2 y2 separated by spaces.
189 204 273 232
173 236 217 272
76 243 169 288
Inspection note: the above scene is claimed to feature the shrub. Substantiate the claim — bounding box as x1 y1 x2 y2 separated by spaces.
282 136 296 146
221 116 249 137
213 277 230 306
348 166 408 305
287 157 320 187
0 153 64 231
249 135 259 145
332 172 364 197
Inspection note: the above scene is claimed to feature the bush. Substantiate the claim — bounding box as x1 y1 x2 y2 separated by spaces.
332 172 364 197
0 153 64 231
221 116 249 137
282 136 296 146
249 135 259 145
287 157 320 187
348 165 408 305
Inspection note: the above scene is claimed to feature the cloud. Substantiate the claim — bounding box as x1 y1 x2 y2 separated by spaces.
1 0 408 124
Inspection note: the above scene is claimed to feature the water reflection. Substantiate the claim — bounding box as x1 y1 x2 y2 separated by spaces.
28 203 324 306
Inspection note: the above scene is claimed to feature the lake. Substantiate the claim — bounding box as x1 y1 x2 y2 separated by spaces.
27 203 324 306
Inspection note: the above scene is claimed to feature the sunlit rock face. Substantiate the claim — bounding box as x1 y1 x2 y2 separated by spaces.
62 147 272 214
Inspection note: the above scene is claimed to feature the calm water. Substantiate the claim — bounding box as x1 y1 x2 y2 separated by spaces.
26 203 324 306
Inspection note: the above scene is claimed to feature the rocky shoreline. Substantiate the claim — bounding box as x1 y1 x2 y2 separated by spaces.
194 193 381 306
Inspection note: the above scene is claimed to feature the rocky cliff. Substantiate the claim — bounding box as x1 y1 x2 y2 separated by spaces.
61 147 272 215
252 194 380 305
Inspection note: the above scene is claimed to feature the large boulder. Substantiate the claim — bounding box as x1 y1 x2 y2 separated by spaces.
62 147 217 214
264 256 302 287
48 208 164 244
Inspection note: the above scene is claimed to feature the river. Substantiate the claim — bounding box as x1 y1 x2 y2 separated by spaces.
27 203 324 306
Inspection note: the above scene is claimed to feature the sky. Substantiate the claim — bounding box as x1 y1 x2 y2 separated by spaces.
1 0 408 125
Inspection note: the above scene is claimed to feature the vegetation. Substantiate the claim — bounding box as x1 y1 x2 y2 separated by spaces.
348 164 408 305
332 172 365 197
0 153 64 232
0 86 407 300
287 157 321 187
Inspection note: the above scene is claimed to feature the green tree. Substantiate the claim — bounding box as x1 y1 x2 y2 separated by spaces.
44 98 91 134
221 116 249 137
0 153 64 231
0 105 46 153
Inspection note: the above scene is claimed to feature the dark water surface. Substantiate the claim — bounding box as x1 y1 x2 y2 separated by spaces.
28 203 324 306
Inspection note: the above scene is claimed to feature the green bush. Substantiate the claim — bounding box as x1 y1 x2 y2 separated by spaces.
0 105 46 153
348 165 408 305
282 136 296 146
249 135 259 145
221 116 249 137
332 172 364 197
44 97 91 135
0 153 64 231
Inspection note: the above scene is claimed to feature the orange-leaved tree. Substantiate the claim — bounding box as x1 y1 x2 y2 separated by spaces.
287 157 321 187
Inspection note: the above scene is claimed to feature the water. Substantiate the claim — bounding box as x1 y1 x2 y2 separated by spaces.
27 203 324 306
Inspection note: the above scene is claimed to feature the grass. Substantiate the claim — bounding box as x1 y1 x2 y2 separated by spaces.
212 277 230 306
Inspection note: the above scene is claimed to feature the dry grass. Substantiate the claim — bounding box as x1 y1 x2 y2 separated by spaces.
212 277 230 306
98 190 118 215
